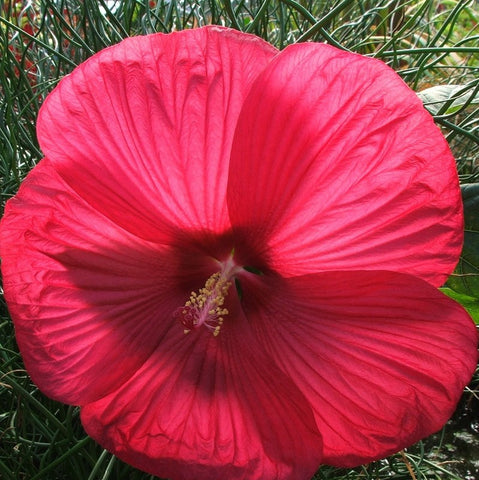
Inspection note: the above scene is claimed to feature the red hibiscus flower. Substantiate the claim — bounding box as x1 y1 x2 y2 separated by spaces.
1 26 477 480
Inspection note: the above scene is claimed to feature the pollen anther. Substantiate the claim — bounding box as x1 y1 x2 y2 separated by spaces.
173 272 232 337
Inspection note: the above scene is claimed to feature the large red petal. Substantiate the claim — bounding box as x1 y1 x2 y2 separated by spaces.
0 159 213 405
81 306 322 480
228 43 462 286
37 27 277 241
241 270 478 466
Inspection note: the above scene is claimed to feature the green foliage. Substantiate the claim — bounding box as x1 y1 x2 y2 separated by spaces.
442 287 479 324
447 184 479 301
418 84 479 116
1 1 478 479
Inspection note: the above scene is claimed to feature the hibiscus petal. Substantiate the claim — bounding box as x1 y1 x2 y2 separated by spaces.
0 159 212 404
241 269 478 466
37 26 277 241
228 43 462 286
80 307 322 480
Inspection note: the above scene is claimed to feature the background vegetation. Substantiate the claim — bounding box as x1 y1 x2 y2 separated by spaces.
1 1 478 479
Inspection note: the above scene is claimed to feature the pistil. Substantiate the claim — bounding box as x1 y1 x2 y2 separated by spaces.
173 257 240 336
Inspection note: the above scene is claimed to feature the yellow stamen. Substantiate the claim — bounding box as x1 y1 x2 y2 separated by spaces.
174 272 231 336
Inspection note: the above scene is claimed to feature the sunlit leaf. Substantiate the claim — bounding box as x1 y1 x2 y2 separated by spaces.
441 288 479 325
418 85 479 116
